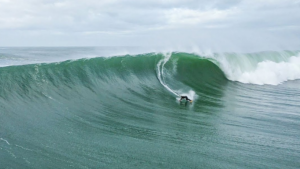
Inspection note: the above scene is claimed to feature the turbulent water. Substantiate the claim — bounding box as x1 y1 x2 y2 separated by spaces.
0 47 300 168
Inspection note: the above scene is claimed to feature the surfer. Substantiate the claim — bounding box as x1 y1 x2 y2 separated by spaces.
180 96 192 102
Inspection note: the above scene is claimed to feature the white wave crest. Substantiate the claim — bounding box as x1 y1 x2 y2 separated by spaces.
223 54 300 85
237 56 300 85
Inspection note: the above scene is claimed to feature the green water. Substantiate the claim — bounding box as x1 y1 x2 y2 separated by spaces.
0 49 300 168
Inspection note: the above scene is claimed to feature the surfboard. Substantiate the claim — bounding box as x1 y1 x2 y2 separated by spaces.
180 99 193 103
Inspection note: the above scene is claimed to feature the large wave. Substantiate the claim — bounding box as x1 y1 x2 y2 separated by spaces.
0 50 300 103
0 53 227 101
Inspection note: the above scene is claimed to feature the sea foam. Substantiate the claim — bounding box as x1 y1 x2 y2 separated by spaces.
218 53 300 85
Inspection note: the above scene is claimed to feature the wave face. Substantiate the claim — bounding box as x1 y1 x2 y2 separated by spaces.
0 52 228 103
1 49 300 169
1 48 300 86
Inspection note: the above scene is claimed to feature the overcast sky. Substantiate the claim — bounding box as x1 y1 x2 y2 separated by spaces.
0 0 300 51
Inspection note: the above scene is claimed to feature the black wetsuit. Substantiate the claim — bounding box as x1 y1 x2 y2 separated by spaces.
180 96 191 101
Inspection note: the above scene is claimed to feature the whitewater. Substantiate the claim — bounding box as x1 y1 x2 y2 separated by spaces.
0 47 300 169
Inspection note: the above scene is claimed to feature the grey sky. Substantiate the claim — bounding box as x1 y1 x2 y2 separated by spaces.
0 0 300 51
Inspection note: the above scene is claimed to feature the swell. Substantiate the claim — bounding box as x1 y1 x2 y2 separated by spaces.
0 53 227 103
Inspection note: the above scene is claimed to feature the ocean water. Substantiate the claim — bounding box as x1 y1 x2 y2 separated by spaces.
0 47 300 168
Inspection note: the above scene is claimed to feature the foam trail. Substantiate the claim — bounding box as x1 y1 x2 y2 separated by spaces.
0 138 10 145
157 53 179 96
